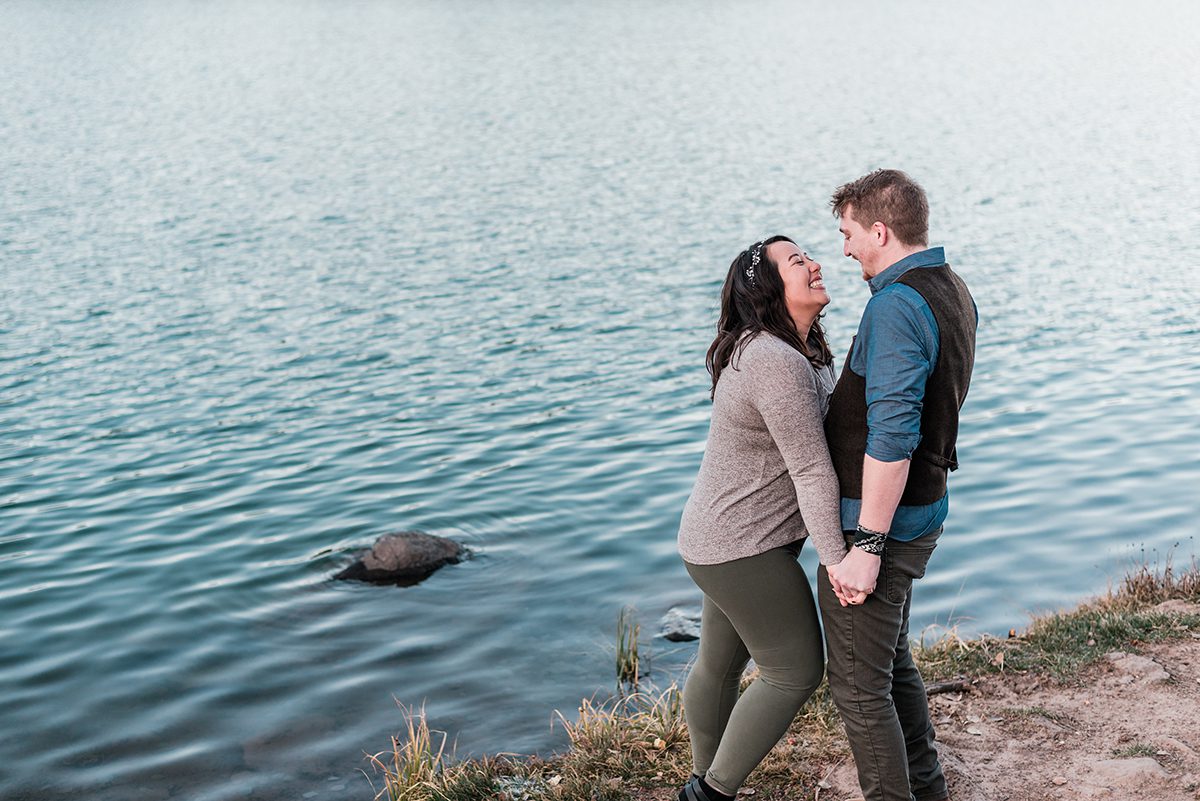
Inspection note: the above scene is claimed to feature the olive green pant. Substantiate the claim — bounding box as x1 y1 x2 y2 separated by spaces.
682 542 824 796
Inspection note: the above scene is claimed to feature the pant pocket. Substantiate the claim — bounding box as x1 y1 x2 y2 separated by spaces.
884 538 938 604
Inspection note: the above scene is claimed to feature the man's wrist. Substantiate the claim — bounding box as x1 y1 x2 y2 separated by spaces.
853 524 888 555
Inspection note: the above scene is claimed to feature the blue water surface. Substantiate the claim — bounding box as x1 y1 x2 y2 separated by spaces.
2 1 1198 799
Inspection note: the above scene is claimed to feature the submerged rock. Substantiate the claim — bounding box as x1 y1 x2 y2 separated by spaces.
660 607 702 641
334 531 467 586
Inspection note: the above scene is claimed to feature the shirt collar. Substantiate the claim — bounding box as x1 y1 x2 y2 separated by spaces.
868 247 946 295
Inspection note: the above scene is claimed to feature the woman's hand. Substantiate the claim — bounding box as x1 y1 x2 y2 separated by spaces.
828 548 881 607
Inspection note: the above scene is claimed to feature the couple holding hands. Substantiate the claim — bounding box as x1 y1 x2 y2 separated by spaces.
677 169 977 801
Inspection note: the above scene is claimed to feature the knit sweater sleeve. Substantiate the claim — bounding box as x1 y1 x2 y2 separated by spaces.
742 340 848 566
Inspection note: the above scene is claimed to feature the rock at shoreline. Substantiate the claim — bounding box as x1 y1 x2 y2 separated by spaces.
334 531 467 586
660 607 702 641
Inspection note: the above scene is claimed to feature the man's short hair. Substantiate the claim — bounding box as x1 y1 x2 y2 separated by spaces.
830 169 929 248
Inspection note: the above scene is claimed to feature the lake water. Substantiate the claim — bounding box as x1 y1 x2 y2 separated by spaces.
2 1 1198 799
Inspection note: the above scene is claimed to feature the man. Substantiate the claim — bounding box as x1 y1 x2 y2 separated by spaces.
820 169 977 801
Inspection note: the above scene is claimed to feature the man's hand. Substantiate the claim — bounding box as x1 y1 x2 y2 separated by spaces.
829 578 868 607
828 547 882 607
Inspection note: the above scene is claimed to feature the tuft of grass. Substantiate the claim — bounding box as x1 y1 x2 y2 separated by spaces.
1111 743 1159 758
616 606 641 689
1110 555 1200 610
366 702 453 801
917 559 1200 683
553 682 692 793
424 762 503 801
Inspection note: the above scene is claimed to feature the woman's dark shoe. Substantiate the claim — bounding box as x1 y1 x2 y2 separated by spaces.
678 775 735 801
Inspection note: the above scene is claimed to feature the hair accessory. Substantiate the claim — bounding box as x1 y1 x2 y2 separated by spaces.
745 241 764 285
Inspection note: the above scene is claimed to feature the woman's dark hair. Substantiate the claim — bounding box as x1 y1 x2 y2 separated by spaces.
705 235 834 399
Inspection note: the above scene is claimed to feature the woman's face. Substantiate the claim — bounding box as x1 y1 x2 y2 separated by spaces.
768 240 830 323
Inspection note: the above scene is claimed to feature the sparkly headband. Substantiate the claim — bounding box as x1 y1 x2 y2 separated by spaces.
745 241 765 285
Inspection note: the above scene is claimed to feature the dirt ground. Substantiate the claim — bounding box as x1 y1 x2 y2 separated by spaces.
815 622 1200 800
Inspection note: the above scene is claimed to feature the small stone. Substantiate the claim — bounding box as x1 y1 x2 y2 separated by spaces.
1105 652 1170 683
660 607 702 641
966 725 984 736
1052 776 1068 786
1092 757 1170 783
1161 734 1199 756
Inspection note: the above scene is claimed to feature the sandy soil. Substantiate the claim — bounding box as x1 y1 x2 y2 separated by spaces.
815 606 1200 801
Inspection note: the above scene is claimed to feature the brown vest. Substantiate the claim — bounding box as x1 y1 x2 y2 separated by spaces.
824 265 977 506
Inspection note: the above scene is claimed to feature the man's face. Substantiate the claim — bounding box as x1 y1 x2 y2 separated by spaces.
838 207 879 280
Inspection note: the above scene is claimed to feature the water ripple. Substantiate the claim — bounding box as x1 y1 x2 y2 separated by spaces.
3 1 1200 799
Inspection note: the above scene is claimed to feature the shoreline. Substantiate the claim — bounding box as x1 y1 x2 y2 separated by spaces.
367 562 1200 800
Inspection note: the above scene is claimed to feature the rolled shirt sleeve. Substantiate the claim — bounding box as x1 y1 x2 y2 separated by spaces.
850 285 940 463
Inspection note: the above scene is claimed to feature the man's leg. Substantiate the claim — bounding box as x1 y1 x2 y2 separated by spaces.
818 529 942 801
889 542 946 801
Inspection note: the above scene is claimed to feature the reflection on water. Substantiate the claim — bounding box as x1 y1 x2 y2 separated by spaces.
2 0 1199 798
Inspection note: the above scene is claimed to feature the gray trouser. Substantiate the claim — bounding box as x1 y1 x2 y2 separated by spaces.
817 528 946 801
683 542 824 796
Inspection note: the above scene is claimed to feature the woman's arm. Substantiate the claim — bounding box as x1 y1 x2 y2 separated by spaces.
745 343 848 566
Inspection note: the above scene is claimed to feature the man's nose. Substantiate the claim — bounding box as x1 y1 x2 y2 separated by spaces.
843 242 851 257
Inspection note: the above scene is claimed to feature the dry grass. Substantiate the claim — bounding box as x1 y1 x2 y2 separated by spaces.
364 561 1200 801
616 606 642 689
552 683 692 797
917 556 1200 683
364 703 451 801
1109 555 1200 610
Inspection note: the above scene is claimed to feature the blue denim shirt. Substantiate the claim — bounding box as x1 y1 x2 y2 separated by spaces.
840 247 955 541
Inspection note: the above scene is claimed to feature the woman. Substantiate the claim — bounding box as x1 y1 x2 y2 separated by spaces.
676 236 849 801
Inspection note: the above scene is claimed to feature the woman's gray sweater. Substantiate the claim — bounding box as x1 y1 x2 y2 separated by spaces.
677 332 848 567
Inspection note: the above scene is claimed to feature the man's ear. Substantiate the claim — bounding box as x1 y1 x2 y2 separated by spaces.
871 221 889 247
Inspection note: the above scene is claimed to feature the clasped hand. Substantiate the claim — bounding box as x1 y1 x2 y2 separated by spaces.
828 547 881 607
